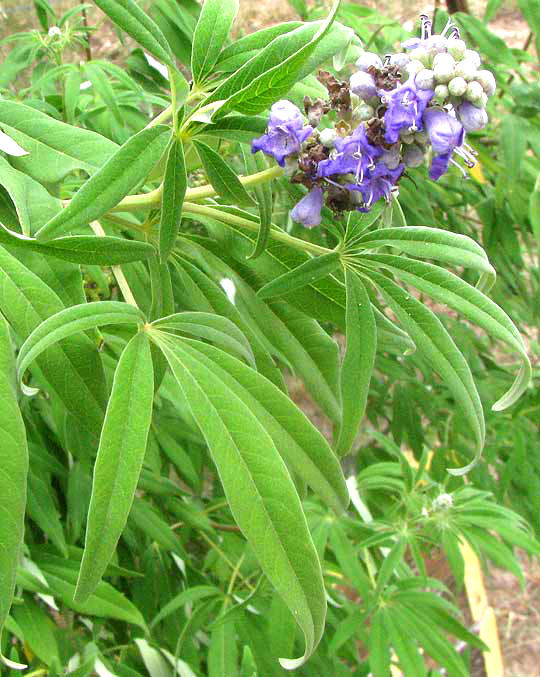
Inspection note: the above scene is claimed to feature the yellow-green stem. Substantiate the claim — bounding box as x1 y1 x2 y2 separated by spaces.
182 202 332 257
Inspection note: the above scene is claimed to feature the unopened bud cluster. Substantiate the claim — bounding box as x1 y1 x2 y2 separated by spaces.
251 15 494 228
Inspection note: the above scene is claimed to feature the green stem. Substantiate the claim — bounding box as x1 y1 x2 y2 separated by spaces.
106 166 283 213
182 202 332 257
169 66 178 131
187 165 284 201
145 104 173 129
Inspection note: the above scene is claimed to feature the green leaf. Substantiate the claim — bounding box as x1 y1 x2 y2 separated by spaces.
363 268 484 475
0 223 155 265
191 0 239 84
11 598 59 667
16 301 145 384
208 613 238 677
36 560 146 628
369 612 391 677
36 126 170 241
151 311 255 366
500 114 527 183
383 609 427 677
153 334 326 669
0 247 107 438
0 156 60 236
216 1 341 115
0 101 118 183
0 314 28 634
160 335 348 514
257 252 341 300
27 470 67 556
241 148 272 259
361 254 530 411
216 22 303 72
94 0 175 67
356 226 496 290
159 138 187 263
335 270 376 457
150 585 221 628
75 332 154 602
193 140 255 207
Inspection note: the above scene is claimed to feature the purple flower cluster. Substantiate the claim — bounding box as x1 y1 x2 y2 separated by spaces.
251 15 493 228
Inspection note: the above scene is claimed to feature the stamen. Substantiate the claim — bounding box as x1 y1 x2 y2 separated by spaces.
441 18 456 37
449 158 468 177
383 54 392 66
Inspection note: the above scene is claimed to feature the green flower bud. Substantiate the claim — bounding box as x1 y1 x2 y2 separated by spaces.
475 69 496 97
448 76 467 97
465 81 484 104
409 47 430 66
405 59 426 77
433 62 455 84
463 49 481 68
354 103 375 122
447 38 466 60
454 59 477 82
433 84 449 104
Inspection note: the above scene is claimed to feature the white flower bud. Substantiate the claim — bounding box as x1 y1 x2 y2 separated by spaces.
433 84 449 104
465 81 484 104
454 59 477 82
433 52 455 69
479 92 488 107
416 69 435 90
426 35 448 54
432 493 453 510
390 52 410 69
464 49 481 68
355 103 375 121
475 69 496 97
409 47 430 66
319 128 339 147
405 59 425 77
350 70 377 100
355 51 383 71
48 26 61 37
433 61 455 84
448 76 467 96
403 144 425 167
447 38 466 60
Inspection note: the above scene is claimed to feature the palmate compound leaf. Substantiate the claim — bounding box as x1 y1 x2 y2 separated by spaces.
0 314 28 637
149 329 336 670
356 267 485 475
75 332 154 602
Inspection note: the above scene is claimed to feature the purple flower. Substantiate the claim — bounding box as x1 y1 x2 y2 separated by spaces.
251 100 312 167
423 108 464 154
381 75 434 144
428 151 453 180
423 108 467 180
290 185 323 228
346 162 404 211
317 124 381 183
456 101 488 132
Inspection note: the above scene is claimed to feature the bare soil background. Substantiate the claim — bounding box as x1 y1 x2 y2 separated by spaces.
0 1 538 675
